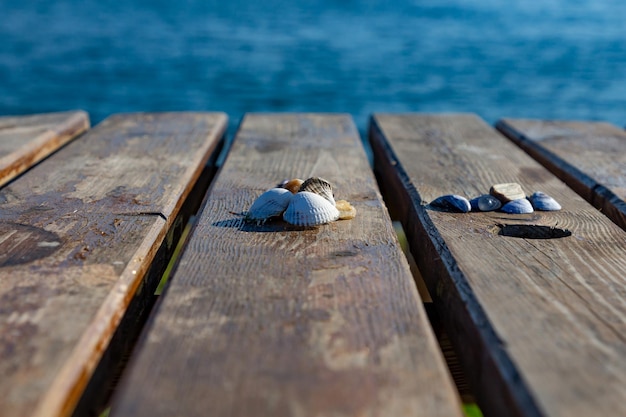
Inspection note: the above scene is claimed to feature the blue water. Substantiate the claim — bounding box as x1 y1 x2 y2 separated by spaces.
2 0 626 132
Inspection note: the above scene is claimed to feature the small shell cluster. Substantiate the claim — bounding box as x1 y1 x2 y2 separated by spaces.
245 177 356 226
429 182 561 214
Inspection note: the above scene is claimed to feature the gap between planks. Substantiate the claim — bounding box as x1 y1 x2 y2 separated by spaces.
0 111 90 187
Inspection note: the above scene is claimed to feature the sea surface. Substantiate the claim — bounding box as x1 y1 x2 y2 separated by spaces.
2 0 626 133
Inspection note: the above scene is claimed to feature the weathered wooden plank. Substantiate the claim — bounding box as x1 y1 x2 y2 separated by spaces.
72 136 225 417
496 118 626 230
0 111 90 187
0 112 227 417
110 113 463 417
370 114 626 417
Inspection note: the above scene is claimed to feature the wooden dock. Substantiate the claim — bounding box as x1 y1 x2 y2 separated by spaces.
1 111 625 417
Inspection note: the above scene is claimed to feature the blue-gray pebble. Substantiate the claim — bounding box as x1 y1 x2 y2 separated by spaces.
430 194 472 213
529 191 561 211
470 194 502 212
501 198 534 214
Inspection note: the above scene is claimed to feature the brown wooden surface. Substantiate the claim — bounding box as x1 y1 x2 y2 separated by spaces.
110 113 463 417
496 118 626 230
370 113 626 417
0 112 227 417
0 111 90 187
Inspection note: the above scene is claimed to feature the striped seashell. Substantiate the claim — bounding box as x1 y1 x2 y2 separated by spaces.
283 191 340 226
245 187 293 222
529 191 561 211
500 198 534 214
470 194 502 212
298 177 335 205
430 194 471 213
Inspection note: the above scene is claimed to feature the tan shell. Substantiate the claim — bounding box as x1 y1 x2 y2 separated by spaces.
283 191 339 226
298 177 335 205
335 200 356 220
280 178 304 194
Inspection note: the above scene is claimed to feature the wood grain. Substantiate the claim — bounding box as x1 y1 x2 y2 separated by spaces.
110 113 463 417
496 118 626 230
370 114 626 417
0 112 227 417
0 111 90 187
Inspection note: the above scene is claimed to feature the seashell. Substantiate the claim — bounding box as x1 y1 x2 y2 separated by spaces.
500 198 534 214
298 177 335 205
279 178 304 194
245 187 293 222
283 191 339 226
490 183 526 203
430 194 471 213
470 194 502 212
529 191 561 211
335 199 357 220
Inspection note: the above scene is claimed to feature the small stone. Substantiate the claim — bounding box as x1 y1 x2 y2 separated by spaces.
501 198 534 214
430 194 471 213
335 199 357 220
490 182 526 203
470 194 502 212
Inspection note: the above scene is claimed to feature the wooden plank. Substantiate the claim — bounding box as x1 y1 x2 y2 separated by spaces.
370 114 626 417
496 118 626 230
0 112 227 417
0 111 90 187
109 113 463 417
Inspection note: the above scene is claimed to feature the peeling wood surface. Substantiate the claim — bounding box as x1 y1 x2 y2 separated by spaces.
110 114 463 417
0 111 90 187
370 114 626 417
496 118 626 230
0 112 227 417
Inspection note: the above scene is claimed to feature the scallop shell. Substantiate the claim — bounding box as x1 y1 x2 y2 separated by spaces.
430 194 471 213
470 194 502 212
529 191 561 211
335 199 357 220
500 198 534 214
298 177 335 205
283 191 340 226
245 187 293 222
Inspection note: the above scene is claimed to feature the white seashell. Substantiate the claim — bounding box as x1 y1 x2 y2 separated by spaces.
430 194 471 213
500 198 534 214
245 188 293 222
529 191 561 211
298 177 335 205
283 191 339 226
470 194 502 212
